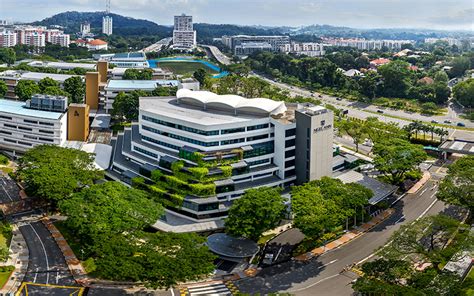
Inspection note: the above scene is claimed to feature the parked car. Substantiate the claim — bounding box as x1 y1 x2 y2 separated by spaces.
262 253 274 265
377 109 384 114
444 120 452 124
336 97 342 101
431 120 438 124
457 122 466 127
362 138 374 147
318 94 322 98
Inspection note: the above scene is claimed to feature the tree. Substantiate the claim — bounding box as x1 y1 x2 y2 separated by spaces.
338 119 365 152
111 91 140 121
0 81 7 97
38 77 59 92
123 68 153 80
433 71 448 83
14 80 40 101
379 214 468 270
225 187 286 241
433 82 450 104
59 182 163 243
193 68 207 85
64 76 85 103
0 48 16 66
420 102 438 115
358 71 380 100
453 78 474 108
16 145 103 203
378 60 412 98
449 56 470 77
437 156 474 212
373 138 427 184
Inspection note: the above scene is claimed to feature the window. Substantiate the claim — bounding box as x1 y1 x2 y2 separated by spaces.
285 149 295 158
23 119 38 124
133 146 158 158
17 141 32 146
142 136 180 151
18 126 32 131
221 127 245 134
285 128 296 137
3 138 16 143
285 159 295 168
247 134 269 142
244 141 274 158
39 122 54 126
285 138 295 147
38 138 54 142
0 131 12 135
142 125 219 147
4 124 16 129
142 115 219 136
0 115 12 120
221 138 245 145
39 130 54 134
247 123 269 131
247 158 270 166
285 169 296 178
24 135 37 140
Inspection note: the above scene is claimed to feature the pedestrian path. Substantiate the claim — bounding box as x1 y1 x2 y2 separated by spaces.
183 281 238 296
0 225 29 295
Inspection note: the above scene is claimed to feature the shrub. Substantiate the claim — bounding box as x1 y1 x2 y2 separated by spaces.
149 185 166 197
151 170 163 182
82 258 97 273
171 161 184 174
0 154 8 165
189 183 216 196
164 175 187 190
131 177 147 189
188 167 209 181
219 166 232 178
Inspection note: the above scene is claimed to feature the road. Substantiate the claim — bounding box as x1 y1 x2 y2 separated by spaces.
235 173 451 296
0 174 21 203
143 37 172 53
201 44 232 65
255 74 474 140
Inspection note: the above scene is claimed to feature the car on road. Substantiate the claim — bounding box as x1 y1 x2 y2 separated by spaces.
336 97 342 101
377 109 384 114
431 120 438 124
444 120 452 124
262 253 274 265
457 122 466 127
362 139 374 147
318 94 322 98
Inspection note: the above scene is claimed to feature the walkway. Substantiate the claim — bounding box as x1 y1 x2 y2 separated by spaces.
0 225 29 295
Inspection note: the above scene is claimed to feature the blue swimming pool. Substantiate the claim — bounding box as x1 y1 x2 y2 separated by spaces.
148 57 229 78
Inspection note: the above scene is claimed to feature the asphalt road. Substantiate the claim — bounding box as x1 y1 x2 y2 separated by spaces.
19 221 76 287
0 174 21 203
255 74 474 140
235 176 450 296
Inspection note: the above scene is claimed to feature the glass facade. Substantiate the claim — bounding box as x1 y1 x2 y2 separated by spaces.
221 127 245 134
142 125 219 147
244 141 274 158
142 115 219 136
247 123 269 131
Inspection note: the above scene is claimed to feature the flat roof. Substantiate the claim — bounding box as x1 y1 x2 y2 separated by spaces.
28 61 96 70
140 97 265 127
106 79 179 91
0 99 64 120
439 139 474 155
21 72 76 83
207 233 259 258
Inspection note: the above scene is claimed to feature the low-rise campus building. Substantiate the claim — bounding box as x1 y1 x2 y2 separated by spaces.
109 89 333 232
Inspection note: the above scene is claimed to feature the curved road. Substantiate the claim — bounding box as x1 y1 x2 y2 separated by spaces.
235 175 451 295
255 74 474 140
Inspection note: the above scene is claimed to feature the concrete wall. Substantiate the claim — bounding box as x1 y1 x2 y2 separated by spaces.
85 72 99 110
67 104 89 141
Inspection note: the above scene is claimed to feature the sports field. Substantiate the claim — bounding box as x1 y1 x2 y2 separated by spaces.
157 61 219 75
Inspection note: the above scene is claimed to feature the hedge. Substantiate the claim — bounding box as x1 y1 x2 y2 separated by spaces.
219 166 232 178
164 175 188 190
189 183 216 196
151 170 163 182
188 167 209 181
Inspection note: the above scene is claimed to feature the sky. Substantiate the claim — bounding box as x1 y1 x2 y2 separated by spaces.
0 0 473 31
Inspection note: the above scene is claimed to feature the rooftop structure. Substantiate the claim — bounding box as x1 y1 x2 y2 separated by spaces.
172 14 196 50
109 90 333 232
222 35 290 55
207 233 259 259
27 61 97 71
95 52 148 68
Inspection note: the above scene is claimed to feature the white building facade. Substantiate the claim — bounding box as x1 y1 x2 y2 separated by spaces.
102 16 113 35
172 14 196 50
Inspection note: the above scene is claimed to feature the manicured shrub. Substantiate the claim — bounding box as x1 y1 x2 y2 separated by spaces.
171 161 184 174
164 175 187 190
0 155 8 165
188 167 209 181
151 170 163 182
189 183 216 196
219 166 232 178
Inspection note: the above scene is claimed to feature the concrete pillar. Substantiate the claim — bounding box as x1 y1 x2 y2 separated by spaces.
97 61 108 84
85 72 99 110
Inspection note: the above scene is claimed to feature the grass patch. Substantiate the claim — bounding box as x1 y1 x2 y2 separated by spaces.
157 61 218 75
0 266 14 289
257 233 276 246
0 167 13 174
462 267 474 296
0 223 12 262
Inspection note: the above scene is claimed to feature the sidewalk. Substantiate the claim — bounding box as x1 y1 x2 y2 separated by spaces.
337 145 373 162
295 208 395 261
0 225 29 295
41 218 89 286
407 171 431 194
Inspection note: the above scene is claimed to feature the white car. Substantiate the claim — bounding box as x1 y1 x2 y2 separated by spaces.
362 139 374 147
262 253 274 265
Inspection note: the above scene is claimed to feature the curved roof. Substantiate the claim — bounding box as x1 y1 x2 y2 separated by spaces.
207 233 259 258
177 89 286 115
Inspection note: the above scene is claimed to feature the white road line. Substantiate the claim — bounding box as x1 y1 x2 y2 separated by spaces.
0 183 13 201
170 288 175 296
28 223 50 284
288 274 340 292
56 270 59 284
33 268 38 283
416 199 439 221
395 215 405 224
419 188 428 196
318 259 339 269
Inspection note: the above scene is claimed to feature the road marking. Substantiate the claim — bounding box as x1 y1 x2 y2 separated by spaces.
0 183 13 201
395 215 405 224
170 288 175 296
429 192 436 199
28 223 50 284
416 199 438 221
288 274 340 292
419 188 428 196
33 268 38 283
318 259 338 269
56 270 59 284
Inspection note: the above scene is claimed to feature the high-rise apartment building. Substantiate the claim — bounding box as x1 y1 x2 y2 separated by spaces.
102 16 113 35
172 14 196 50
0 30 17 48
80 22 91 35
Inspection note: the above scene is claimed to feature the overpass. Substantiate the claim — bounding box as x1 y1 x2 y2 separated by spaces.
201 44 232 65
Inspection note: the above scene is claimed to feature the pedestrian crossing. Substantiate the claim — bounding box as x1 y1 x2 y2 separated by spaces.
183 281 238 296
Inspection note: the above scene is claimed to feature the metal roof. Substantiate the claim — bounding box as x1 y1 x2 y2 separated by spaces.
0 99 64 120
207 233 259 258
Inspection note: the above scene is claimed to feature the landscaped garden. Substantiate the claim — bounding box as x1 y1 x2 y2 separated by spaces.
0 222 12 262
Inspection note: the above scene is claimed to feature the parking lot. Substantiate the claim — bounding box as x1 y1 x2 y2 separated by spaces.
0 173 21 203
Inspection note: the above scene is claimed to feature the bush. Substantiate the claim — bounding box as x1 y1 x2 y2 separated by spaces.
189 183 216 196
171 161 184 174
82 257 97 273
188 167 209 181
219 166 232 178
149 185 166 197
405 169 423 181
151 170 163 182
0 155 8 165
131 177 147 189
164 175 187 190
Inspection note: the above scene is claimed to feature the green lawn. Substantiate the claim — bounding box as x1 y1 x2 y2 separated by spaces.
0 223 12 262
462 267 474 296
0 266 14 289
157 61 218 75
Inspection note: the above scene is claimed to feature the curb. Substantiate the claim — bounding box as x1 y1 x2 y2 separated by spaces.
0 225 29 295
41 217 90 286
295 208 395 262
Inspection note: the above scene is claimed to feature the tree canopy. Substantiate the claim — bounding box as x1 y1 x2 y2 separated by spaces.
15 80 41 101
16 145 103 203
453 78 474 108
64 76 85 103
122 68 153 80
0 81 7 98
372 138 427 184
225 187 286 241
437 156 474 212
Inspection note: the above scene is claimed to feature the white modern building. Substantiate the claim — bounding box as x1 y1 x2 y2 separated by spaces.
0 97 68 154
234 42 273 56
95 52 148 68
102 16 113 35
281 42 325 57
222 35 290 54
80 22 91 35
0 30 17 48
172 14 196 50
323 38 414 51
110 89 333 232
